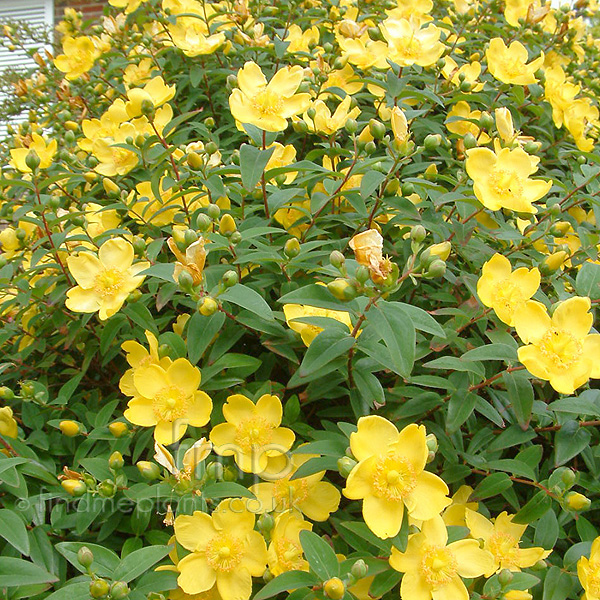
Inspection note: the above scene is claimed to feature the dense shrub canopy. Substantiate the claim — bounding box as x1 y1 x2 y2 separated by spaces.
1 0 600 599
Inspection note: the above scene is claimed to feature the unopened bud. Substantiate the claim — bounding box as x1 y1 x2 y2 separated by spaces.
205 117 215 129
187 151 204 170
199 296 218 316
284 238 301 258
219 214 237 236
327 278 357 301
257 513 275 534
463 132 478 149
98 480 116 498
351 559 368 579
426 433 438 452
560 468 576 487
25 150 40 171
103 178 120 196
549 221 570 237
423 134 442 151
355 265 370 285
479 112 494 130
345 118 358 134
109 451 124 470
0 387 14 400
110 581 130 599
337 456 357 478
62 479 87 497
369 119 386 140
566 491 591 511
77 546 94 568
206 461 224 480
429 241 451 261
427 259 446 277
108 422 129 438
137 461 160 480
411 225 426 243
222 270 239 287
89 579 110 598
330 250 345 269
178 270 195 292
498 569 513 586
504 591 533 600
59 420 80 437
324 577 345 600
207 203 221 220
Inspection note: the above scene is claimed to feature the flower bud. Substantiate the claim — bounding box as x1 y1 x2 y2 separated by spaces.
65 120 79 131
108 421 129 438
498 569 513 586
429 241 451 261
426 433 438 452
222 270 239 287
364 141 377 155
423 134 442 151
401 182 415 196
560 468 576 487
199 296 218 316
230 231 242 245
62 479 87 497
25 150 41 171
205 141 218 155
351 559 368 579
78 546 94 568
355 265 370 285
542 251 568 273
205 117 215 129
369 119 386 140
337 456 357 478
566 491 591 511
89 579 110 598
327 278 357 301
324 577 345 600
206 461 224 480
102 178 120 196
411 225 426 243
98 480 116 498
549 221 570 237
110 581 130 599
0 386 14 400
109 451 124 470
426 259 446 277
463 132 478 149
206 203 221 220
330 250 345 269
219 214 237 236
284 238 301 258
345 118 358 134
479 111 494 130
196 213 212 231
257 513 275 534
504 591 533 600
187 151 204 170
307 107 317 120
137 461 160 480
59 420 80 437
178 270 195 292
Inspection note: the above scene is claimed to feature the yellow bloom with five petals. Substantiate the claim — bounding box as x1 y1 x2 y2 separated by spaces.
343 416 451 539
173 498 268 600
210 394 295 474
267 511 312 576
390 515 494 600
477 253 540 326
66 238 149 321
229 62 311 132
283 304 354 347
465 509 551 576
123 357 213 445
10 134 57 173
514 296 600 395
486 39 544 85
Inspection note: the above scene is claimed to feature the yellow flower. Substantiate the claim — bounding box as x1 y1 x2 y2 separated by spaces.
92 123 139 177
442 57 483 91
391 106 409 144
465 145 552 213
283 303 354 347
210 394 295 474
303 96 361 136
578 536 600 600
154 437 212 481
442 485 478 527
285 24 319 55
343 416 451 539
477 253 540 326
267 511 312 576
84 202 121 239
167 3 226 58
486 39 544 85
564 98 599 152
125 76 176 118
173 498 268 600
123 58 157 87
320 63 363 98
66 238 149 321
168 237 208 286
54 36 98 80
10 133 57 172
386 0 433 22
128 178 189 225
120 330 171 396
465 510 551 576
108 0 147 13
124 358 212 445
390 515 494 600
248 453 341 521
445 102 488 142
265 143 297 184
381 19 445 68
0 406 18 438
514 297 600 395
339 37 389 71
273 199 311 237
349 229 393 282
544 65 580 129
504 592 533 600
229 62 311 132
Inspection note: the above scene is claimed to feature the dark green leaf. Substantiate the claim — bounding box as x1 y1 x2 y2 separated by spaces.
240 144 275 190
299 530 339 580
111 545 173 583
219 284 274 321
253 570 319 600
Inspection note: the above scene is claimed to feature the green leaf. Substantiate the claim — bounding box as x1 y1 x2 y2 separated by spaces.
513 490 552 524
503 371 534 427
576 261 600 299
187 311 225 364
555 420 591 466
253 570 319 600
360 171 386 200
202 482 257 499
240 143 275 190
291 456 339 480
543 565 573 600
55 542 120 578
395 302 445 337
43 582 91 600
279 285 357 312
369 568 401 597
473 472 513 499
299 530 339 580
366 301 415 378
298 328 355 379
219 284 274 321
534 508 559 549
353 369 385 410
462 344 517 362
139 262 175 282
335 521 392 554
0 557 58 587
446 391 477 432
111 545 173 583
0 509 30 555
123 303 159 334
485 459 536 481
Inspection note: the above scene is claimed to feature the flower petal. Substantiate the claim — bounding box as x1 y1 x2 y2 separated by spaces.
134 364 169 399
514 300 550 344
124 397 158 427
296 481 341 521
217 569 253 600
174 511 215 551
363 494 403 539
155 419 187 445
395 423 428 472
431 575 468 600
98 238 134 269
223 394 256 425
177 552 217 595
167 358 201 397
404 471 451 521
210 423 238 456
451 539 495 577
188 391 213 427
350 415 399 462
552 296 592 339
67 253 102 288
66 286 101 314
255 394 283 426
